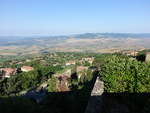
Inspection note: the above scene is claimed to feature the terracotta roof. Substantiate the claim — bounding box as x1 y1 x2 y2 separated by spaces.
66 61 76 65
21 66 34 72
0 68 16 77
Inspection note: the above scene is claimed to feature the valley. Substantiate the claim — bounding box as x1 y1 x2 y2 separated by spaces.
1 33 150 56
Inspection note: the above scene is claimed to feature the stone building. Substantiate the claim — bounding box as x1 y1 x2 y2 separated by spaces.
21 66 34 72
65 60 76 66
145 52 150 62
0 68 17 78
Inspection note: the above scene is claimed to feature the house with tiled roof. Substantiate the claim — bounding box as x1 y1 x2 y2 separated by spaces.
21 66 34 72
65 60 76 66
0 68 17 78
82 57 95 65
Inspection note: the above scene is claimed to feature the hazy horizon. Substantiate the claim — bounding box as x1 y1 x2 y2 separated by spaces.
0 32 150 37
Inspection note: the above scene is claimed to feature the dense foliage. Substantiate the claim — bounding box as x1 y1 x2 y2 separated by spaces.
0 52 97 113
0 65 62 96
100 55 150 92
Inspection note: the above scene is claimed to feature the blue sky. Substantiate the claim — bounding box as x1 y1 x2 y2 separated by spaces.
0 0 150 36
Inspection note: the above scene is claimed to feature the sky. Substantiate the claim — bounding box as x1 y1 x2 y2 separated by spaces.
0 0 150 36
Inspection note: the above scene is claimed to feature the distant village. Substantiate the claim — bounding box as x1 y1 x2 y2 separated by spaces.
0 52 96 97
0 49 150 113
0 49 150 103
1 48 150 80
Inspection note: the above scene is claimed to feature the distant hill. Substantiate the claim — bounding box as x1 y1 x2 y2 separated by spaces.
0 33 150 55
73 33 150 38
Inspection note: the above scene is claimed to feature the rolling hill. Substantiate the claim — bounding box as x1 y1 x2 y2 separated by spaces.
0 33 150 55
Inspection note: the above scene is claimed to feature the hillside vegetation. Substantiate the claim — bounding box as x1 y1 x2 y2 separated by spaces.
99 55 150 92
0 52 150 113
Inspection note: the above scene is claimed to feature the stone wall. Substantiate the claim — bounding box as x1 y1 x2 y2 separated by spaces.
84 77 104 113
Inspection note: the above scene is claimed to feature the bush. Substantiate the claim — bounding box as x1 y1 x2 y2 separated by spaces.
0 65 62 96
100 55 150 92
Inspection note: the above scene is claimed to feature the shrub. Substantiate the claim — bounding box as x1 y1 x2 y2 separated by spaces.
100 55 150 92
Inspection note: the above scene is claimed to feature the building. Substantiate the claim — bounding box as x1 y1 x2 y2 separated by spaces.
16 62 23 65
145 52 150 62
82 57 95 64
65 61 76 66
0 68 17 78
26 59 31 62
53 62 59 66
21 66 34 72
122 50 138 56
